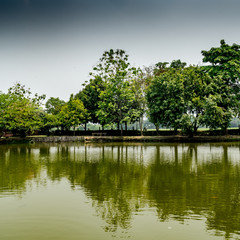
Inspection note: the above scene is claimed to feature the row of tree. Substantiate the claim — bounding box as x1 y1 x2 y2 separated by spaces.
0 40 239 136
76 40 240 136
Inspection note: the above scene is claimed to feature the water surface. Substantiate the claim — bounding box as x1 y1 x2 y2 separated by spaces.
1 142 240 239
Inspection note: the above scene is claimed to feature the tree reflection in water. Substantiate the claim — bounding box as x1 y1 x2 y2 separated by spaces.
0 142 240 239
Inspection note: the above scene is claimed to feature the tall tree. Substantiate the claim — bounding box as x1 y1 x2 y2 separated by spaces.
146 65 212 136
92 49 137 135
75 76 104 125
180 66 210 135
146 68 186 133
43 97 66 133
201 40 240 131
201 76 234 131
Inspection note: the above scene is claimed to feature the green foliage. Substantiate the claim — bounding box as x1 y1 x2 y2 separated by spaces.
169 59 187 69
8 82 46 105
202 39 240 85
59 96 89 130
40 112 61 133
0 92 9 131
2 40 240 136
201 40 240 128
180 66 211 135
45 97 65 115
0 83 46 136
75 76 104 124
146 68 186 131
42 97 66 132
147 41 240 135
91 49 138 134
146 66 214 135
153 62 169 76
152 59 186 76
97 77 135 126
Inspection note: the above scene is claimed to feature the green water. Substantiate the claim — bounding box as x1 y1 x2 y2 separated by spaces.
1 142 240 240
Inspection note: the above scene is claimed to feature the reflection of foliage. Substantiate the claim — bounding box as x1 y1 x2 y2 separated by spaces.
148 144 240 239
46 145 148 232
1 143 240 239
44 143 240 238
0 145 40 197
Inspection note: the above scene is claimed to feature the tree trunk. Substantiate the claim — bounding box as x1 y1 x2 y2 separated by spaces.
84 123 87 131
155 124 159 135
193 114 199 136
173 126 178 135
139 117 143 136
193 123 198 136
223 127 228 135
121 123 123 137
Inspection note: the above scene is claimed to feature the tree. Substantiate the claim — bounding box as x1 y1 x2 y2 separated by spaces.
75 76 104 125
8 83 45 106
144 60 188 133
42 97 66 133
40 112 61 134
92 49 137 135
170 59 187 69
45 97 65 115
201 76 234 131
201 40 240 131
97 78 136 135
153 62 169 76
146 68 185 133
146 65 212 136
0 92 10 133
119 65 158 135
0 83 45 136
59 95 88 134
179 66 210 136
202 39 240 86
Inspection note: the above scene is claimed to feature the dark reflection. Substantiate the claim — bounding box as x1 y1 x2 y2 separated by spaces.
1 142 240 239
0 144 40 197
46 144 146 232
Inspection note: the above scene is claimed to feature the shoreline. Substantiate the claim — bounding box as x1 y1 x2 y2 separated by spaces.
1 135 240 144
84 135 240 143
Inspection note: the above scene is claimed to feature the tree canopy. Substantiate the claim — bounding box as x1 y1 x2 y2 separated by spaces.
75 76 104 124
201 40 240 130
90 49 139 135
0 83 46 136
1 40 240 136
59 95 88 132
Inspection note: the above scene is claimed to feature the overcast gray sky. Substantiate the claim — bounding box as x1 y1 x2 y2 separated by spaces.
1 0 240 100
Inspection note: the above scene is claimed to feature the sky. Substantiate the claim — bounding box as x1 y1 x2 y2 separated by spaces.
1 0 240 101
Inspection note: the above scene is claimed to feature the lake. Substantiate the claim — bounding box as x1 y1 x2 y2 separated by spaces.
0 142 240 240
